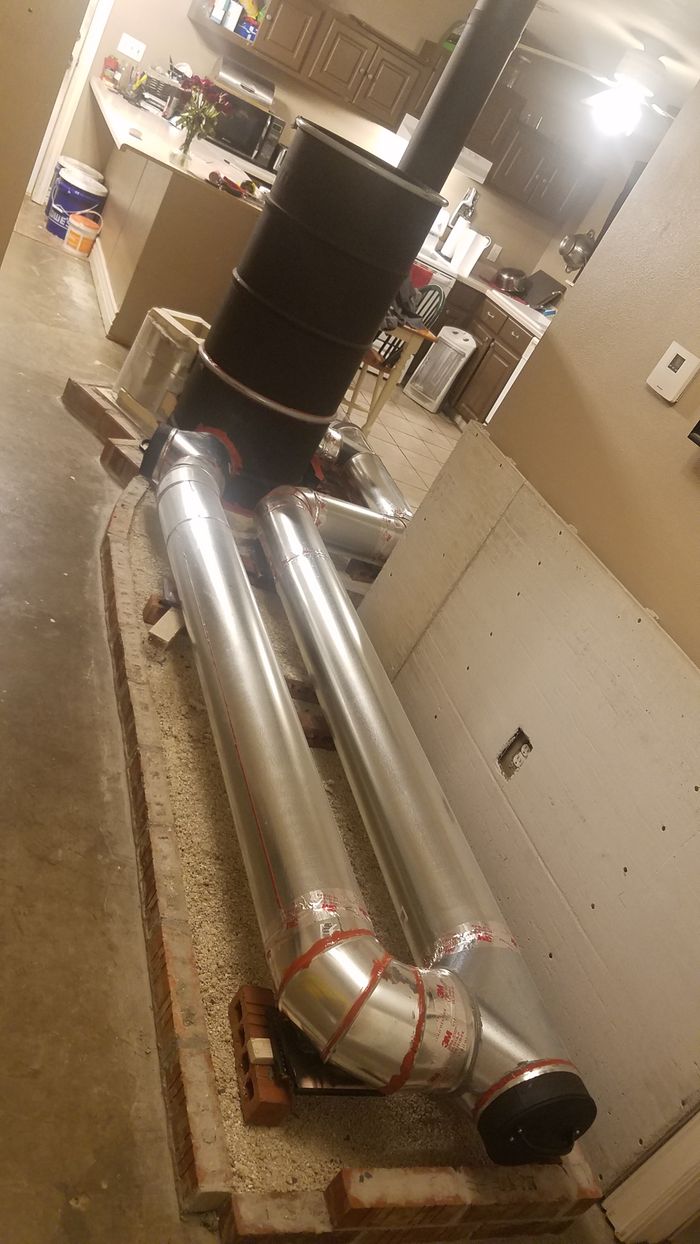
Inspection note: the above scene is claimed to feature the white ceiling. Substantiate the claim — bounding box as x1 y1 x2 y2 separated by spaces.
523 0 700 108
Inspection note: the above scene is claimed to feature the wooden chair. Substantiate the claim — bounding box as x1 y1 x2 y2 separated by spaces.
344 285 444 433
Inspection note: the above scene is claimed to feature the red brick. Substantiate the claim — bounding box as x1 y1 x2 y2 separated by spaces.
229 988 292 1126
326 1169 468 1228
143 590 168 625
470 1220 574 1239
220 1191 353 1243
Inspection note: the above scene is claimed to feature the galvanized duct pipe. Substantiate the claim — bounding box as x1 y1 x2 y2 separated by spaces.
318 421 413 519
284 487 408 564
145 430 476 1095
257 487 597 1164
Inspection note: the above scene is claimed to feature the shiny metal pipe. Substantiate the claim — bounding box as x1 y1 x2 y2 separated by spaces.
345 451 413 519
151 432 475 1093
318 420 372 464
280 487 407 564
257 487 595 1158
316 422 412 519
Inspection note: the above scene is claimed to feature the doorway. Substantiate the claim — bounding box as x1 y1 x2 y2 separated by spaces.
28 0 115 207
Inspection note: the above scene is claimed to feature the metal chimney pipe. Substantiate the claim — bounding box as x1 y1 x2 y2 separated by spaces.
399 0 538 192
145 430 476 1095
257 487 597 1164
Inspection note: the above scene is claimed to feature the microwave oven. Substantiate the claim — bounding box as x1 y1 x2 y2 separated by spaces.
211 93 285 170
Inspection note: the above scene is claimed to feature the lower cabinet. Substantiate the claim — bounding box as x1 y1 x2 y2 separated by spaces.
456 340 518 422
448 299 534 423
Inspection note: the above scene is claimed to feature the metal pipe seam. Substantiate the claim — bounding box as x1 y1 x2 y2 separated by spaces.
261 486 408 564
147 431 475 1097
256 484 597 1162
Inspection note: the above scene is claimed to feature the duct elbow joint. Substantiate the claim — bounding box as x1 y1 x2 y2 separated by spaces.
275 931 477 1095
140 425 232 493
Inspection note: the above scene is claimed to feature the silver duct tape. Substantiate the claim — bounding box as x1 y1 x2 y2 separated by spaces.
264 889 375 993
426 921 519 967
263 889 372 952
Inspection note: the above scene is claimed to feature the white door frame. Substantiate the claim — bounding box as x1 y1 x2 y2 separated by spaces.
603 1111 700 1242
28 0 115 204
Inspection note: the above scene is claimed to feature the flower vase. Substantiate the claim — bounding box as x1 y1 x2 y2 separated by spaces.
171 132 195 169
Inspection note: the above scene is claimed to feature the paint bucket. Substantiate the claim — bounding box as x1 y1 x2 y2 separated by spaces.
63 210 102 258
45 156 104 216
46 168 108 240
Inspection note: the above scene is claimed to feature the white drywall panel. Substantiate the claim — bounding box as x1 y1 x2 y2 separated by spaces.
361 426 523 677
388 449 700 1187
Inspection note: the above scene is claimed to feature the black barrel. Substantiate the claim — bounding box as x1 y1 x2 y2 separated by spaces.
174 118 444 503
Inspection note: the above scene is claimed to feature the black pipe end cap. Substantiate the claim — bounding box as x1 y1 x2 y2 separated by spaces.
477 1071 597 1166
139 424 172 481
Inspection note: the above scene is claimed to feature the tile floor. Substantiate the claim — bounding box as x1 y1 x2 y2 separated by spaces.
340 384 462 511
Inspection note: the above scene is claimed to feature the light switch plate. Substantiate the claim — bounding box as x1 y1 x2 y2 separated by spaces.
117 33 146 62
647 340 700 403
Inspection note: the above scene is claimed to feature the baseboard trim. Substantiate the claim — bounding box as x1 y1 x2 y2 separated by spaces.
90 238 117 334
604 1112 700 1242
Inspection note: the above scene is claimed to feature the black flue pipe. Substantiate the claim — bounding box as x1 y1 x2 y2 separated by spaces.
173 121 443 508
399 0 539 192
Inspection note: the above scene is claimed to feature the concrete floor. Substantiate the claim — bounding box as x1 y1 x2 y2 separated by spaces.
0 213 210 1240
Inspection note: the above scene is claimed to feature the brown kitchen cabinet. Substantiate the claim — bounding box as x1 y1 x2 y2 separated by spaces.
306 14 420 128
354 43 420 128
408 41 450 118
467 85 524 161
448 300 534 423
305 14 376 100
487 123 594 222
254 0 323 72
457 339 518 421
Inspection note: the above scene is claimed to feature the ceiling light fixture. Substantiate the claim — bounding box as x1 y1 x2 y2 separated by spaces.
585 48 665 137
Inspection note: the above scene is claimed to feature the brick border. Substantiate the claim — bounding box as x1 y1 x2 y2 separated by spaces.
100 478 602 1238
101 478 232 1213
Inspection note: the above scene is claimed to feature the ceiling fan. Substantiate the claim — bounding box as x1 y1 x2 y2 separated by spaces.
514 40 683 133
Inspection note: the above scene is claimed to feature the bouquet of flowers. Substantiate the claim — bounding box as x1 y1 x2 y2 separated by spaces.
176 76 232 156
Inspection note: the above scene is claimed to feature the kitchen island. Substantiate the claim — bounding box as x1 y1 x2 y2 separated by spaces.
88 79 266 346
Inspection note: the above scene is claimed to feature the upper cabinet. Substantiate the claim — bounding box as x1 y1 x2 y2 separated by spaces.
189 2 602 218
190 0 423 131
467 86 525 161
305 15 420 129
353 43 421 128
487 124 597 221
305 14 376 100
254 0 323 73
407 41 450 119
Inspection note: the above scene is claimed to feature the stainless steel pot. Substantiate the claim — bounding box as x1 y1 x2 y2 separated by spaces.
495 267 529 295
559 229 596 272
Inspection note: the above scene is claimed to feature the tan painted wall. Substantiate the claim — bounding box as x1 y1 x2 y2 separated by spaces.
490 82 700 667
0 0 88 267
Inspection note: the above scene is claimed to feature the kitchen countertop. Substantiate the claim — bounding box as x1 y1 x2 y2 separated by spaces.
419 244 552 339
91 77 274 188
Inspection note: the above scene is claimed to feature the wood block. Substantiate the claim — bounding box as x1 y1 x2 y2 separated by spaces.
63 378 143 445
148 607 186 648
100 437 143 485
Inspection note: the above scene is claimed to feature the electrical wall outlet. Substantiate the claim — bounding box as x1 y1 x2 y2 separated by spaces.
488 243 503 263
117 33 146 62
